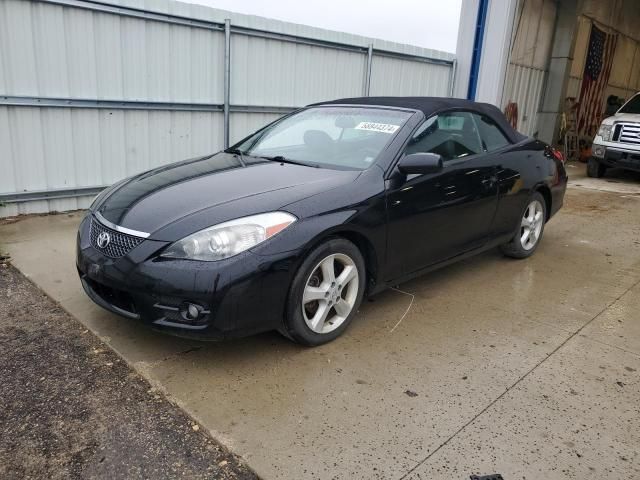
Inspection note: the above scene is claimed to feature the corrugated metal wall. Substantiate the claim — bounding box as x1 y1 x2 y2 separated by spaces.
0 0 455 217
370 55 453 96
501 0 557 137
229 37 365 107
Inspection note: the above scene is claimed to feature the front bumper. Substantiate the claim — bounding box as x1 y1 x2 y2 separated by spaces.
76 214 300 340
592 146 640 172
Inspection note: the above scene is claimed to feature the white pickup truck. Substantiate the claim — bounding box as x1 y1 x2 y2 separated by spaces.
589 92 640 177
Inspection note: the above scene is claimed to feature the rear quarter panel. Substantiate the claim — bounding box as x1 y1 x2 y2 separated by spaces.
491 139 565 240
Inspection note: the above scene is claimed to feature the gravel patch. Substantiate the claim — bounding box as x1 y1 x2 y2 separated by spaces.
0 263 258 480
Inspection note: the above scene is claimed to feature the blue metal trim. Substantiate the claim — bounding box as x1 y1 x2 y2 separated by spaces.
467 0 489 100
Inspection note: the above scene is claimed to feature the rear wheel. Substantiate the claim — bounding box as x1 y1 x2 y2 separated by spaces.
282 238 365 346
587 157 607 178
500 192 546 259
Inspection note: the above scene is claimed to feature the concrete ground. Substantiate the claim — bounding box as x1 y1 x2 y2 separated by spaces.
1 162 639 479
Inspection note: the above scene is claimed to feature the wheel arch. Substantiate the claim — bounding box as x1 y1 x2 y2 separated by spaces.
535 184 552 222
300 228 380 295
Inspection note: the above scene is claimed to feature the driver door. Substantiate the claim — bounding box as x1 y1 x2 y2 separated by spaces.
385 111 500 279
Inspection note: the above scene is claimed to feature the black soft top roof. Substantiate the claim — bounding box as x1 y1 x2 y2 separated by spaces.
312 96 526 143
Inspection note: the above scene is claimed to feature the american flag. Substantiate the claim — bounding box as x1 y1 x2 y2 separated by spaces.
577 25 617 137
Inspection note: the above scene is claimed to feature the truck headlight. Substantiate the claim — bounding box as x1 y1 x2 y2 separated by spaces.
597 124 612 141
161 212 296 261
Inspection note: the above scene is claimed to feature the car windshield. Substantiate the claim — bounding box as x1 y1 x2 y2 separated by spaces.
619 94 640 114
234 106 413 170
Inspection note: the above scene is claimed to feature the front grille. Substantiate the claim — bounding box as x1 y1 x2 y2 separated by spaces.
618 122 640 145
90 217 144 258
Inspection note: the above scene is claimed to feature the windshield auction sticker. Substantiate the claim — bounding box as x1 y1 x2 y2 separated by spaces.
354 122 400 134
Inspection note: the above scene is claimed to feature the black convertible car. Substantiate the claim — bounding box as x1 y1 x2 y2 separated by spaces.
77 97 567 345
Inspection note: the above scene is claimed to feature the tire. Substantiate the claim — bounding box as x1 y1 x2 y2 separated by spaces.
282 238 366 346
500 192 547 259
587 157 607 178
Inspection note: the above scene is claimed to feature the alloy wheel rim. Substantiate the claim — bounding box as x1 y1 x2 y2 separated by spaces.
302 253 359 334
520 199 544 250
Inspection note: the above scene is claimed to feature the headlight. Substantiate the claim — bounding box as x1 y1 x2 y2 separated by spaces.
161 212 297 261
597 124 612 141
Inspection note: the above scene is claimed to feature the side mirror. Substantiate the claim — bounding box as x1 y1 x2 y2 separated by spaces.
397 153 443 175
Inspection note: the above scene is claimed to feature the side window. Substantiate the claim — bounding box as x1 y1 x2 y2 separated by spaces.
405 111 483 161
472 114 510 152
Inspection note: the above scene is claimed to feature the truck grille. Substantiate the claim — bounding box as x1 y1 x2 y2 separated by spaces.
90 217 144 258
617 122 640 145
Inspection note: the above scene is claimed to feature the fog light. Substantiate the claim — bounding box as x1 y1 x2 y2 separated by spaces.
180 302 203 321
593 145 606 158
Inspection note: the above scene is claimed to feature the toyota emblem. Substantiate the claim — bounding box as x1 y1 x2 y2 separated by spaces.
97 231 111 249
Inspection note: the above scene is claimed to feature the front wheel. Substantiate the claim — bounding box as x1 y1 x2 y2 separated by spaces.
282 238 365 346
500 192 546 259
587 157 607 178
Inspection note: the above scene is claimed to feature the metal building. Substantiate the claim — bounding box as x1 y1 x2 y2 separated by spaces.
0 0 455 217
455 0 640 144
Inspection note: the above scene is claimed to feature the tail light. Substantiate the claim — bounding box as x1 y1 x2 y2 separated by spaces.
548 146 565 164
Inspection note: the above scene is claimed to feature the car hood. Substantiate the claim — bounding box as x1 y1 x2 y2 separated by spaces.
602 112 640 125
95 153 360 240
